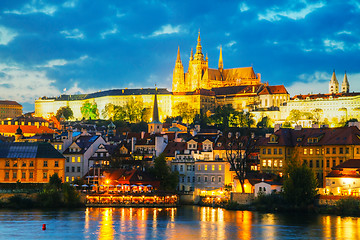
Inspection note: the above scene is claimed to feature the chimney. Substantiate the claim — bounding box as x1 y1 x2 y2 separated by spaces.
274 124 281 132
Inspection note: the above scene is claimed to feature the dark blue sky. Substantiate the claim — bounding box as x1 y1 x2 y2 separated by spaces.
0 0 359 112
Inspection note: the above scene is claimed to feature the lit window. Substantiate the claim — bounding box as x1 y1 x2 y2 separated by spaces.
66 176 69 182
262 160 266 167
59 145 62 150
72 157 75 162
267 160 272 167
279 160 283 168
198 165 201 171
310 149 313 155
304 149 307 155
212 165 215 171
219 165 222 171
205 165 208 171
77 157 81 163
71 177 74 182
274 160 278 167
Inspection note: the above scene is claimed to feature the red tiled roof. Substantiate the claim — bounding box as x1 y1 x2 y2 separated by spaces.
259 85 288 95
163 142 186 157
292 92 360 100
333 159 360 169
0 125 57 135
0 100 22 106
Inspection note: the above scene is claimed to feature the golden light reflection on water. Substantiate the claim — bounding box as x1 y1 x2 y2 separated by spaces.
99 208 114 240
236 210 252 240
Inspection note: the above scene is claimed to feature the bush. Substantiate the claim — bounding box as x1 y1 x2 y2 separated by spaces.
6 195 35 209
335 198 360 216
224 201 250 210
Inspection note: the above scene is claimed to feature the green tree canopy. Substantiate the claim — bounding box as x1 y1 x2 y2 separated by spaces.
283 149 318 208
56 106 73 120
173 102 197 124
150 154 179 191
81 101 99 120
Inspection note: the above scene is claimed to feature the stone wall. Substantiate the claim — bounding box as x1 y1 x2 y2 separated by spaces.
230 192 254 205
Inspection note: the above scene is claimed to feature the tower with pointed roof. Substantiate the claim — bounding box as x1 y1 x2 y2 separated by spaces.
329 70 339 94
218 45 223 71
341 71 349 93
172 46 185 93
148 89 163 134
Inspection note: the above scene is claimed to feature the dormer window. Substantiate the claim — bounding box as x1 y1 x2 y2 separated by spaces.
297 137 302 142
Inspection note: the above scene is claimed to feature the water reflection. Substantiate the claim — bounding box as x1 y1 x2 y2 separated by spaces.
2 207 360 239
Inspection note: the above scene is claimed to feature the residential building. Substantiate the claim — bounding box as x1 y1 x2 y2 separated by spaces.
63 134 106 182
0 142 65 183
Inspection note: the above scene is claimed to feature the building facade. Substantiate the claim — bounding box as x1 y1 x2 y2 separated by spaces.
0 100 22 120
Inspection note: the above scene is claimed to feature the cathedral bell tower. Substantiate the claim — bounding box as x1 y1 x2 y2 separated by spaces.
148 89 163 134
341 71 349 93
172 46 184 93
187 31 208 91
329 70 339 94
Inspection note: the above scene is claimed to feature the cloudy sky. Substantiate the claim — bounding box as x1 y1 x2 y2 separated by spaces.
0 0 360 112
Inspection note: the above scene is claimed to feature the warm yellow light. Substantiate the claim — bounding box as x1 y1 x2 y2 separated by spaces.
106 180 110 184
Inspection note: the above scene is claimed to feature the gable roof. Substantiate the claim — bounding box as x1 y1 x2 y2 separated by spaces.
0 142 64 158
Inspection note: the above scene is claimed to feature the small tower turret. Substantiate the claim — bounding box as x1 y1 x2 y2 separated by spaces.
172 46 185 92
341 71 349 93
218 45 223 70
329 70 339 94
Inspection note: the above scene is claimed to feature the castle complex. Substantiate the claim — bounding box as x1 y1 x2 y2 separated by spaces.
34 33 360 126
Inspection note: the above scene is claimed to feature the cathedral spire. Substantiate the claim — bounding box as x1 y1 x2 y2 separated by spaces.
194 30 204 60
152 88 160 123
218 45 223 70
190 48 193 61
341 71 349 93
176 46 182 63
329 69 339 94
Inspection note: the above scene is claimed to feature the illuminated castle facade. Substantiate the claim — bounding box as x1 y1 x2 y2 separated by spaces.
172 32 261 92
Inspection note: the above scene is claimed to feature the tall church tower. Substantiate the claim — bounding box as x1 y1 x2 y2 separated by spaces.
148 89 163 134
187 31 208 91
218 46 223 71
172 46 185 93
329 70 339 94
341 71 349 93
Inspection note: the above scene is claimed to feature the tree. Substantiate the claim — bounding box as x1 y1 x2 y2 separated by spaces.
56 106 73 120
81 101 99 120
283 149 318 208
257 116 272 128
210 104 237 128
312 109 323 124
49 173 62 190
288 109 302 125
124 98 145 123
222 130 256 193
151 154 179 191
173 102 196 124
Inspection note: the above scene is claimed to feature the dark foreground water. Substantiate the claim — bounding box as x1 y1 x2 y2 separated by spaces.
0 206 359 239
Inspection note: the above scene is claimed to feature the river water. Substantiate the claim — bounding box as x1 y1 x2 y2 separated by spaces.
0 206 359 239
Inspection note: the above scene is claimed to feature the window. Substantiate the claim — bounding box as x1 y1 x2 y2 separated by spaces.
267 149 271 154
77 157 81 163
72 157 75 163
71 177 74 182
326 148 330 154
205 165 208 171
262 149 266 154
59 145 62 150
29 172 33 179
30 161 33 167
72 167 75 172
43 172 47 179
346 148 349 154
66 166 69 172
13 172 17 179
192 176 195 182
77 167 81 172
357 148 360 154
211 176 215 182
204 176 208 182
219 165 222 171
5 161 9 167
198 176 201 182
55 161 59 167
218 177 222 182
316 160 320 168
174 165 177 171
192 165 195 171
187 165 191 171
13 161 18 167
198 165 201 171
326 159 330 168
66 157 69 163
332 148 336 154
181 176 184 183
274 160 278 167
212 165 215 171
180 165 183 172
274 149 278 154
309 149 313 155
316 149 320 155
22 162 26 167
279 148 283 154
303 149 307 155
22 172 26 179
66 177 69 182
339 148 343 154
43 161 48 167
309 160 313 168
5 172 9 179
262 160 266 167
267 160 272 167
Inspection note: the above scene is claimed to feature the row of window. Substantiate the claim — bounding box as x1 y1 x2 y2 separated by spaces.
66 157 81 163
65 166 81 173
4 171 49 179
174 164 223 172
53 144 62 150
181 176 222 183
5 160 58 168
262 148 283 155
262 160 283 168
304 158 344 168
